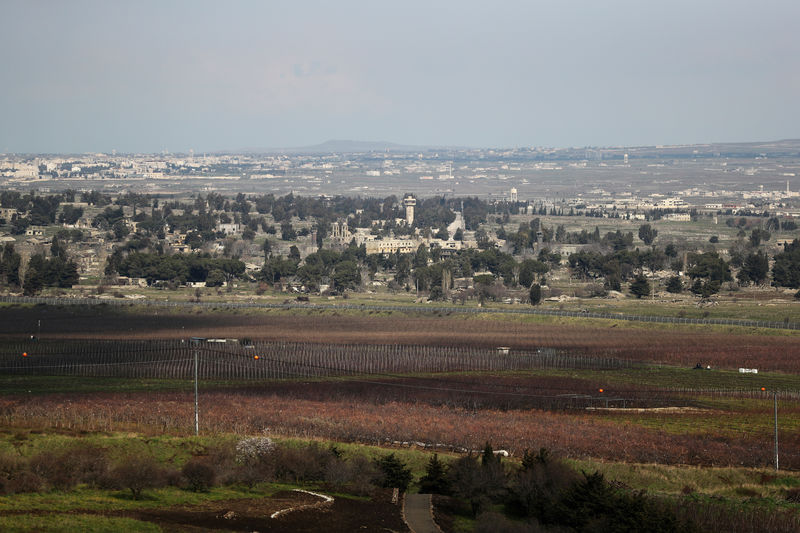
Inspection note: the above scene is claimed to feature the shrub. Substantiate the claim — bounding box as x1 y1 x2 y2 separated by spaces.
511 449 577 519
273 443 333 483
28 451 71 490
0 451 24 481
325 454 379 496
233 436 277 487
448 454 507 517
0 452 41 495
550 472 688 532
323 457 351 489
28 445 110 491
107 455 169 500
201 442 238 485
475 512 544 533
235 436 275 464
784 487 800 503
182 458 216 492
5 470 45 494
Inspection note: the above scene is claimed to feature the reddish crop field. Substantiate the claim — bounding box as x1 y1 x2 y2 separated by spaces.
0 387 797 469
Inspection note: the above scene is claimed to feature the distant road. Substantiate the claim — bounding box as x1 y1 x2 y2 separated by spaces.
1 295 798 331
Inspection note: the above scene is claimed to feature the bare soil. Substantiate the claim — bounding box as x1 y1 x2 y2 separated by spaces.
1 491 409 532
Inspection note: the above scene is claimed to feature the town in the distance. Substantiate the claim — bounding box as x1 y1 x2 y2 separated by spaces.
1 139 800 307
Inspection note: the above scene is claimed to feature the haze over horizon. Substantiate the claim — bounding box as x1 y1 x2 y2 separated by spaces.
2 1 799 154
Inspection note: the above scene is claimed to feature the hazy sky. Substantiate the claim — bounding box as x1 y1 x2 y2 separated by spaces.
2 0 799 153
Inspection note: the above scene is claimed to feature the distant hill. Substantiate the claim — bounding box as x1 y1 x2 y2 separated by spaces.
292 139 414 153
227 138 800 157
236 139 466 155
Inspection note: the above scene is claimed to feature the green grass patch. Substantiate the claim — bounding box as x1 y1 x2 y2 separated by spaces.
0 375 195 395
0 484 279 513
0 432 236 465
568 458 800 502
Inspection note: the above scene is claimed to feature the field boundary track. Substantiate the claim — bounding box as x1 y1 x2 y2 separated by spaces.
1 295 799 331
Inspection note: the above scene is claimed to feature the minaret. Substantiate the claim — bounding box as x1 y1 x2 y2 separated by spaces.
403 196 416 225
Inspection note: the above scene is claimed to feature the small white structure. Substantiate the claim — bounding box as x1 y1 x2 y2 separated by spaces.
217 223 241 235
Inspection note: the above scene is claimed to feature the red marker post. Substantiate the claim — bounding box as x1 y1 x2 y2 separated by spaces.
598 388 608 408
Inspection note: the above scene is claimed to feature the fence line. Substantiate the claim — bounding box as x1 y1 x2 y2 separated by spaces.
1 295 797 331
0 339 631 381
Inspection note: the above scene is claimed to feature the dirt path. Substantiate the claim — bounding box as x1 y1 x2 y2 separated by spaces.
404 493 441 533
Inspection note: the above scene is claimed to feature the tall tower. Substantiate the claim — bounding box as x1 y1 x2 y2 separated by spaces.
510 188 518 202
403 195 416 226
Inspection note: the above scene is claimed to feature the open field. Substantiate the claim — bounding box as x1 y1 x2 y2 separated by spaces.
1 304 800 530
3 304 800 372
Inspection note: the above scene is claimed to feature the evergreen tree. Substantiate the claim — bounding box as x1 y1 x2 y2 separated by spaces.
666 275 683 293
629 275 651 298
773 239 800 288
23 254 46 295
418 454 450 494
529 283 542 305
376 453 412 492
738 251 769 285
0 243 21 287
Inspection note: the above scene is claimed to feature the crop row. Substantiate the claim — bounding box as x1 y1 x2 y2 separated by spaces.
1 390 797 470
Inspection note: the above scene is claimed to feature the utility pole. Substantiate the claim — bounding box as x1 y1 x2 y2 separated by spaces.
191 337 205 436
774 391 779 471
194 348 199 436
764 387 779 471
